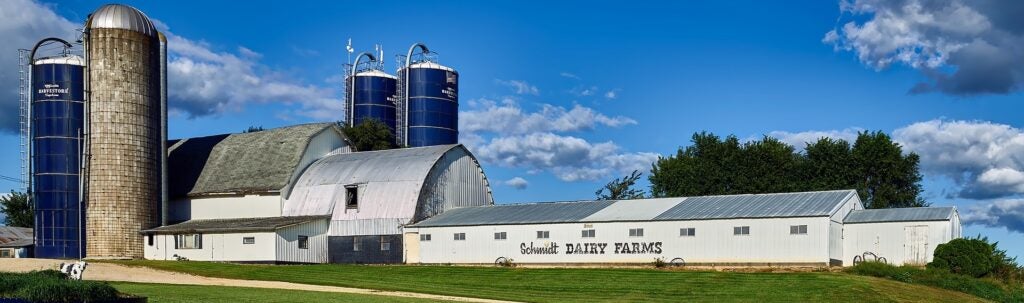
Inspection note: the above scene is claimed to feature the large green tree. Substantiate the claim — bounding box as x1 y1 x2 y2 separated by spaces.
650 131 927 208
339 119 398 152
595 170 647 200
0 191 32 227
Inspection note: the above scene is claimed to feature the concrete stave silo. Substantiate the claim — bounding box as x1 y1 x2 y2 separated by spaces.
398 43 459 147
29 39 86 259
83 4 165 259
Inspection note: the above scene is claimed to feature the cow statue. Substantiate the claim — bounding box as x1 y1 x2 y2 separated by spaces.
58 261 88 280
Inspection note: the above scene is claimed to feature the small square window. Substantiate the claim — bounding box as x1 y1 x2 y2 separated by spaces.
454 233 466 241
420 234 431 241
298 235 309 249
381 236 391 251
680 228 695 237
581 229 596 238
494 232 507 240
345 185 359 209
629 228 644 237
536 231 550 239
734 226 750 236
790 225 808 235
243 237 255 245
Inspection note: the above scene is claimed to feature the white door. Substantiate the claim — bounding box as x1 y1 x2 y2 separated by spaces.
404 232 420 264
904 225 929 265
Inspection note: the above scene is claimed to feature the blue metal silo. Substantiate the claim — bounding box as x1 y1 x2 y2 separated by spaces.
347 52 398 133
399 43 458 147
30 39 86 259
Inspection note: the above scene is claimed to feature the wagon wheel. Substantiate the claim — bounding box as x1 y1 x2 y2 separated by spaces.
494 257 508 266
853 255 863 266
670 258 685 267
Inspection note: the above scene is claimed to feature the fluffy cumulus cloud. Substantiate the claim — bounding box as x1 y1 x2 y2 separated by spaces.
766 128 864 149
460 97 656 182
962 199 1024 233
0 0 81 133
160 26 342 120
460 98 635 135
504 177 529 190
495 79 539 95
894 119 1024 199
825 0 1024 95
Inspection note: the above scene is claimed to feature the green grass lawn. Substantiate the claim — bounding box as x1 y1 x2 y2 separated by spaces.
109 282 447 303
105 260 986 303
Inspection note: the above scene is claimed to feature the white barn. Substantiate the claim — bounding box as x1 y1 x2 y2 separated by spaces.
404 190 960 266
843 207 961 266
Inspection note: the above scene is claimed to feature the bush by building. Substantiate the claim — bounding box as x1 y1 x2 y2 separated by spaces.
0 270 139 302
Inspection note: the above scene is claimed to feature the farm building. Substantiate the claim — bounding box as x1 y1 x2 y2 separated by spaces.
143 126 494 263
404 190 961 266
0 227 33 258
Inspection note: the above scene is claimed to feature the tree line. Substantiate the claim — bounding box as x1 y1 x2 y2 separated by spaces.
600 131 927 209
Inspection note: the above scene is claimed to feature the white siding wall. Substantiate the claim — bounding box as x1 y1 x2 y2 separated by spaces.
143 232 276 262
843 220 956 266
276 219 329 263
169 195 281 221
828 195 863 262
409 217 831 265
283 128 348 198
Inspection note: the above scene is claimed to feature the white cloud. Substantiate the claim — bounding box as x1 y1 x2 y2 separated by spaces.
504 177 529 190
474 132 659 182
825 0 1024 95
604 89 619 99
894 119 1024 199
161 28 343 120
495 79 540 95
962 199 1024 233
459 98 635 135
559 72 580 80
0 0 81 133
766 128 864 149
572 86 598 96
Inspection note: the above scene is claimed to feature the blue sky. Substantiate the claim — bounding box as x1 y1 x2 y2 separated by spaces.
1 0 1022 258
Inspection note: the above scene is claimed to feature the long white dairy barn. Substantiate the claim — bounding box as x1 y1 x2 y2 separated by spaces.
404 190 960 266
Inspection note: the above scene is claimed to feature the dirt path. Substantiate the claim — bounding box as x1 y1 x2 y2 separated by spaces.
0 259 517 303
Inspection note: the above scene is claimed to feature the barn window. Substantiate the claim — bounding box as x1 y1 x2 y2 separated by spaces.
629 228 644 237
494 232 507 240
733 226 750 236
581 229 596 238
790 225 808 235
175 234 202 249
680 228 696 237
420 234 431 241
381 236 391 251
353 237 362 251
298 235 309 249
243 237 255 244
147 234 154 246
345 185 359 209
536 231 550 239
454 233 466 241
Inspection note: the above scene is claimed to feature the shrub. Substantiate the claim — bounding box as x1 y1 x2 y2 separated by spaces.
0 270 121 302
929 238 997 278
653 257 667 268
847 261 1023 302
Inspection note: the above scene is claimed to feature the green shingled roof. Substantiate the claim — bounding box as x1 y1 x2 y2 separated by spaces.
168 123 341 198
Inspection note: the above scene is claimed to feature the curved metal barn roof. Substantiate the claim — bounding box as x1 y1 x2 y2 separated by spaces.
283 144 492 222
87 4 158 37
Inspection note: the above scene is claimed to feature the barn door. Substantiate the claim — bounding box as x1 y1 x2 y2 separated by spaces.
904 225 929 265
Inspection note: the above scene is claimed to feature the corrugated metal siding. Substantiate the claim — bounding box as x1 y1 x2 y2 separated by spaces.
844 207 955 223
329 218 408 236
654 190 855 220
414 147 494 221
275 219 329 263
283 127 349 198
414 190 857 227
843 220 955 265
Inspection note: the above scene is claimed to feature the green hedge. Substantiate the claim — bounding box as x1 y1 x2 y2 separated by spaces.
846 262 1024 303
0 270 121 302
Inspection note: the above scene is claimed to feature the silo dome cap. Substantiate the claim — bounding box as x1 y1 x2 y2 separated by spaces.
86 4 158 37
407 62 456 73
355 70 398 79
